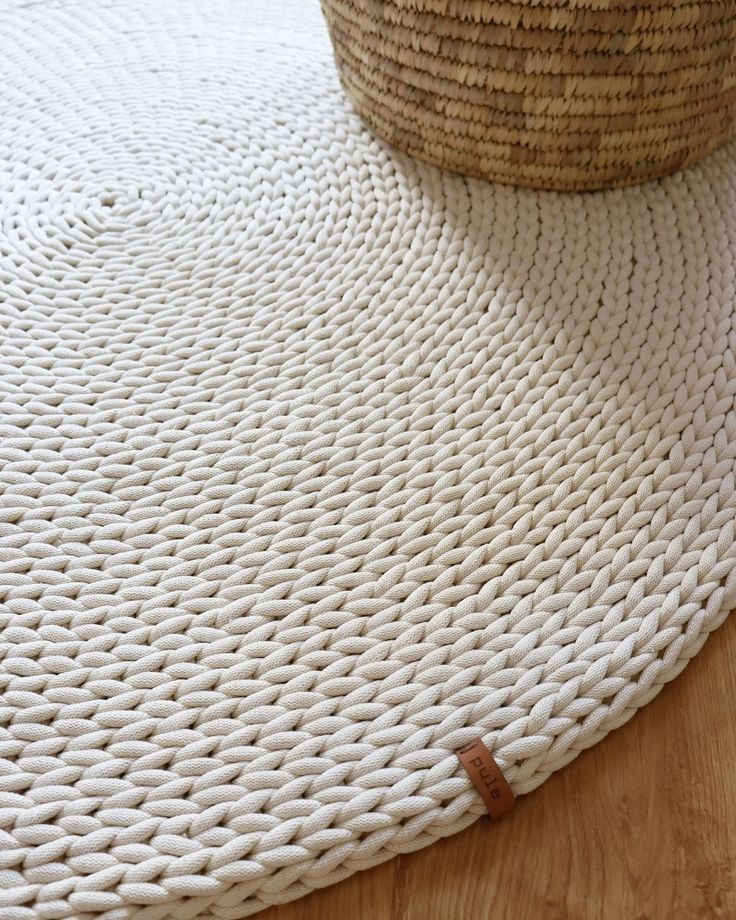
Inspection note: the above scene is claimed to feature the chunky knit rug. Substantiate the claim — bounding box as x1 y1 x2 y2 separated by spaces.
2 1 736 918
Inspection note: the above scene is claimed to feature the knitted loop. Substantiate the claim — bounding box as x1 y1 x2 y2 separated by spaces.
1 2 735 918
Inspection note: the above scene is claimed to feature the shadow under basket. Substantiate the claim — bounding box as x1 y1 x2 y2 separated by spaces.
320 0 736 191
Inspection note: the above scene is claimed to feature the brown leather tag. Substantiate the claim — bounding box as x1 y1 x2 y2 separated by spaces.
457 739 515 819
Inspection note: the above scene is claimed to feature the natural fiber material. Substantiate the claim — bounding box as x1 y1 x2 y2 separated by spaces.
320 0 736 190
2 1 736 918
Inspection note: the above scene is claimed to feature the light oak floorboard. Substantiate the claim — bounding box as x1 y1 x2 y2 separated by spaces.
260 612 736 920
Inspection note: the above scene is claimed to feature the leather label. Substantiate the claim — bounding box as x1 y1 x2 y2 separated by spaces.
457 739 516 819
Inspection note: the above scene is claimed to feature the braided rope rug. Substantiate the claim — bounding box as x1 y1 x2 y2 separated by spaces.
2 1 736 918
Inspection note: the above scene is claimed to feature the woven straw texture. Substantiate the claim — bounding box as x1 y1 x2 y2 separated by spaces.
2 1 736 918
320 0 736 190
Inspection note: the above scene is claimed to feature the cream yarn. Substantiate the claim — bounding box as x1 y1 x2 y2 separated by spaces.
1 1 736 918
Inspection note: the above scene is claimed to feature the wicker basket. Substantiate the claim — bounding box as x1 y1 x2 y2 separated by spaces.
320 0 736 190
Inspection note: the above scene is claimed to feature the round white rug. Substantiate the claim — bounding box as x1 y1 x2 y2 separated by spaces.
2 1 736 918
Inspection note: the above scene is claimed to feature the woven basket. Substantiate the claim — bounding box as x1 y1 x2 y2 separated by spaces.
320 0 736 190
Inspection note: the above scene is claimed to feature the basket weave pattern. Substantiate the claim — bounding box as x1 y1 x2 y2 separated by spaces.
3 2 736 917
321 0 736 190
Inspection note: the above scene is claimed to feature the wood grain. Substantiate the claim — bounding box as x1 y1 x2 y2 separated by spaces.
260 612 736 920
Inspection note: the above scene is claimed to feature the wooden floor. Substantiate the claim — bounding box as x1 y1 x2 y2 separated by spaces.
260 612 736 920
